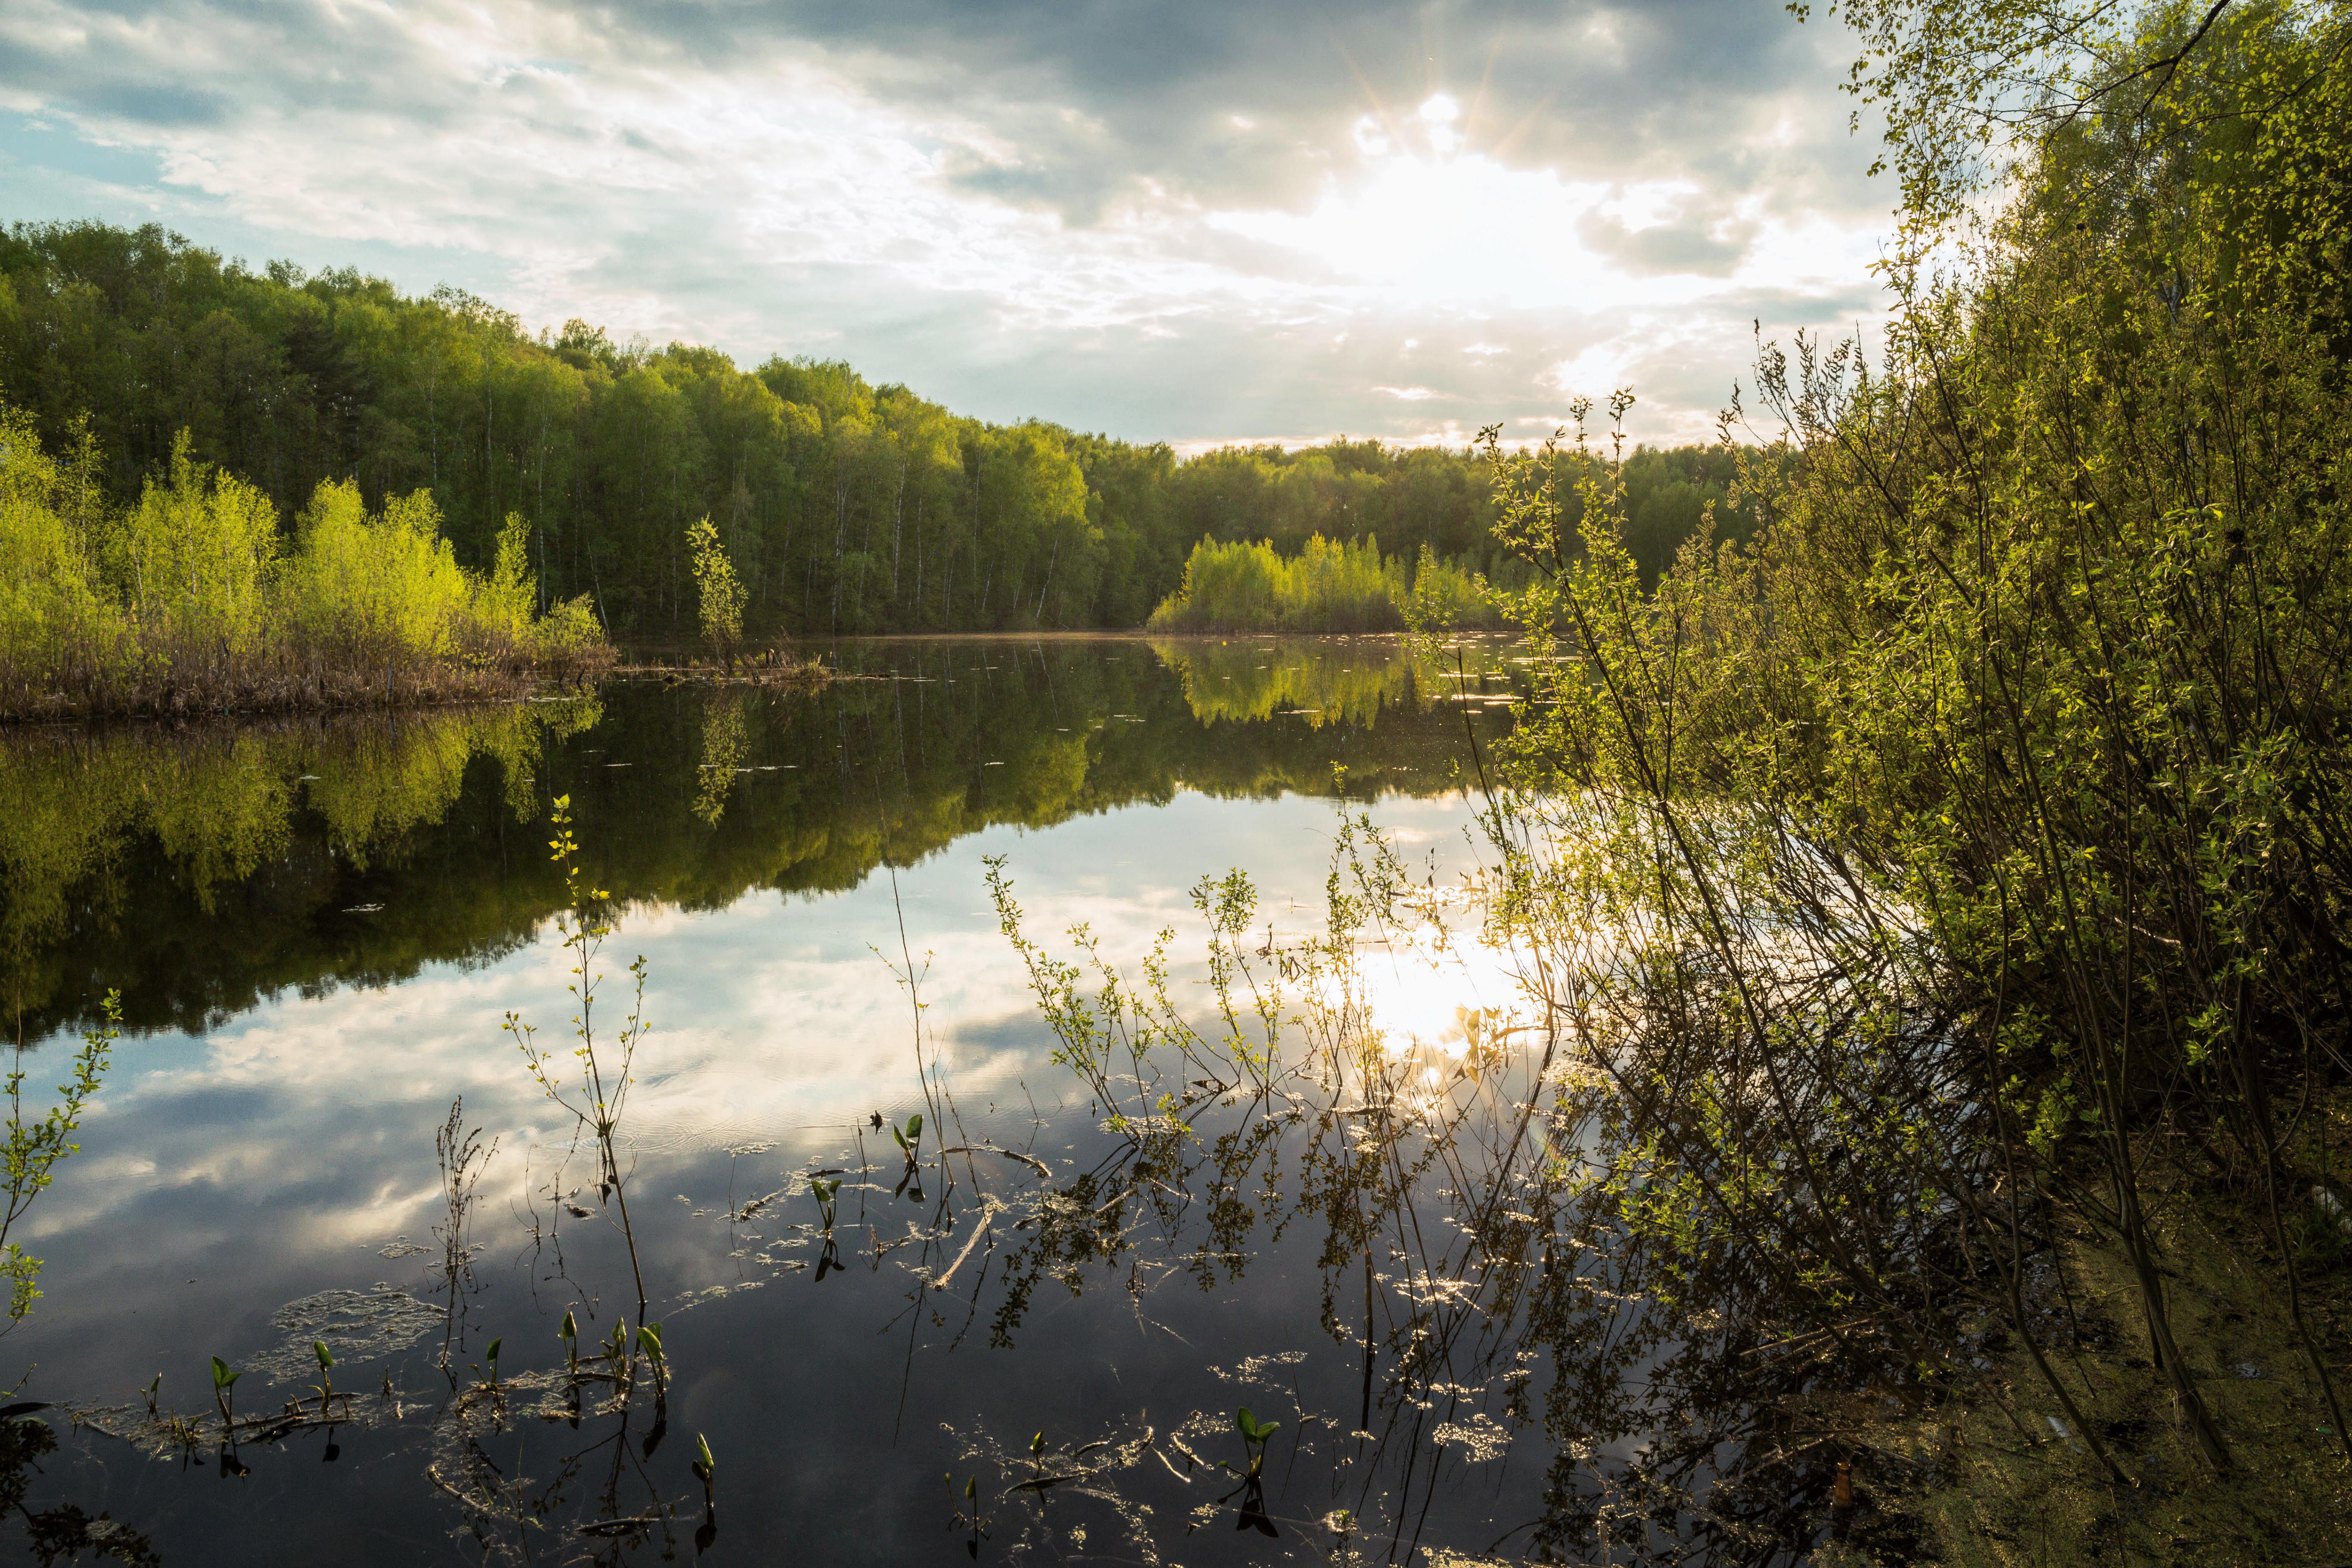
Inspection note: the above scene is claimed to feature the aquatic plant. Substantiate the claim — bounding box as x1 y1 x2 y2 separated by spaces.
1231 1406 1278 1476
431 1098 497 1353
507 794 653 1330
809 1175 840 1234
634 1323 664 1396
888 1113 923 1163
208 1357 239 1433
309 1342 336 1419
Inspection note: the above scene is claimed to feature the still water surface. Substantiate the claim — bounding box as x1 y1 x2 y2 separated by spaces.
2 636 1603 1565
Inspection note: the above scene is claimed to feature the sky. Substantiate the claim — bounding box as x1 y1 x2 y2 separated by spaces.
0 0 1897 448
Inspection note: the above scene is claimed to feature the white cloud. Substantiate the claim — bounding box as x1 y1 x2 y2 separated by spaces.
0 0 1897 445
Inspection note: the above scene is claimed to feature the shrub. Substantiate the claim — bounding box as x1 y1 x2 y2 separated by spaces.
0 408 610 719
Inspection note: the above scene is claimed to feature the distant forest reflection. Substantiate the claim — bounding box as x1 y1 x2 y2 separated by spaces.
1 636 1512 1044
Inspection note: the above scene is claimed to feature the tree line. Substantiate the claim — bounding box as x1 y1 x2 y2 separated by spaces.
0 220 1750 638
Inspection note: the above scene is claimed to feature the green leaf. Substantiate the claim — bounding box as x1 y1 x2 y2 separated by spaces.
485 1338 502 1363
210 1356 237 1390
313 1341 333 1371
559 1310 577 1343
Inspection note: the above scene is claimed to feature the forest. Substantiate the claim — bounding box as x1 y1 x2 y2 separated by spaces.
0 221 1748 639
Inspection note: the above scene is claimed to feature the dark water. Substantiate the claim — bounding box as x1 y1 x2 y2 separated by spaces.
4 635 1634 1566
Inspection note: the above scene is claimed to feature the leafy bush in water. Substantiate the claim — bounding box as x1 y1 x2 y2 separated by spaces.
1147 533 1508 632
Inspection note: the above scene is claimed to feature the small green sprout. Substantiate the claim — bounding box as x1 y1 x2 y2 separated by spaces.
1235 1406 1280 1475
810 1176 840 1233
691 1432 716 1513
210 1356 240 1431
559 1310 579 1375
890 1113 924 1158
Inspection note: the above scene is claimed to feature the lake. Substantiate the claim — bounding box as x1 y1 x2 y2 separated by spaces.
0 635 1842 1566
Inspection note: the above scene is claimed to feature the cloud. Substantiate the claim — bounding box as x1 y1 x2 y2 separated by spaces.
0 0 1895 445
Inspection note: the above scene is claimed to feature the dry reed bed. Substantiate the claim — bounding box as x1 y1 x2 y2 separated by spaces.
0 641 616 723
607 647 840 691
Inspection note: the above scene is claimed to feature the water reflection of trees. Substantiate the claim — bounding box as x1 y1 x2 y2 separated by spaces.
0 700 597 1035
2 640 1509 1046
1150 635 1505 729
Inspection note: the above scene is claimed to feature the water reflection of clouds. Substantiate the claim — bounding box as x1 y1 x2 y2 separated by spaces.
45 789 1489 1279
21 775 1583 1566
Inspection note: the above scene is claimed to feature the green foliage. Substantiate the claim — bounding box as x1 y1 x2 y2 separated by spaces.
0 408 608 716
684 516 746 664
889 1113 922 1157
0 220 1748 635
1148 534 1515 633
1476 0 2352 1480
0 987 115 1328
808 1175 840 1233
0 408 119 695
